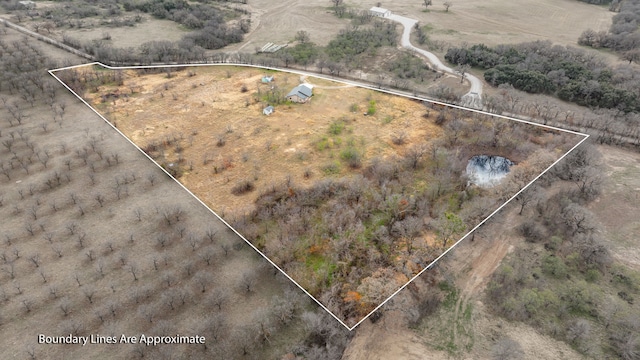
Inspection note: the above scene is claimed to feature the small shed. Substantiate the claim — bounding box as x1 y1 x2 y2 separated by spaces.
261 75 274 83
370 7 391 18
286 84 313 103
263 105 275 116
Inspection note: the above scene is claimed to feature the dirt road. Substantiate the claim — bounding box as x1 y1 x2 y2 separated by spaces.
388 14 483 109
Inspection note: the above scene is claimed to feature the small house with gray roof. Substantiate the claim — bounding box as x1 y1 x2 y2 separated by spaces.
286 84 313 103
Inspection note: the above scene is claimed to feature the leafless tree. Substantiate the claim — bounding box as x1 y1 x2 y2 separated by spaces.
66 222 78 235
48 285 59 299
515 184 543 215
14 281 23 295
96 261 105 278
94 193 105 207
28 253 40 268
73 273 82 287
205 228 218 243
85 250 95 262
134 208 142 222
404 144 428 170
51 245 63 258
59 297 71 316
138 303 157 323
21 298 32 313
200 249 215 266
209 288 229 311
25 223 35 237
195 271 209 293
129 264 139 281
76 233 87 249
163 271 176 288
240 271 257 293
83 287 95 304
3 262 15 279
147 173 157 186
69 193 79 205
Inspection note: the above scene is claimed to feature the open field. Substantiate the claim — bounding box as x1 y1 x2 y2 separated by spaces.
63 17 188 50
590 145 640 270
233 0 613 50
55 63 584 326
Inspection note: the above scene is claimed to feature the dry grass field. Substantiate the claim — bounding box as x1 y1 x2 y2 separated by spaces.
234 0 613 50
62 17 188 50
590 145 640 270
71 65 442 216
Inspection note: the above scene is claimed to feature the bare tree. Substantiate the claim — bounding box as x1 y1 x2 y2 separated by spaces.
134 208 142 222
128 264 139 281
83 287 95 304
200 249 215 266
515 184 543 215
240 272 257 293
195 271 210 293
48 285 59 299
21 298 33 313
443 2 452 11
59 297 71 316
209 288 229 310
51 245 63 258
28 253 40 268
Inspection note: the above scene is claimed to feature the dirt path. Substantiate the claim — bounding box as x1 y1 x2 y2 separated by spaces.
452 232 513 346
342 309 450 360
300 75 354 89
388 14 483 109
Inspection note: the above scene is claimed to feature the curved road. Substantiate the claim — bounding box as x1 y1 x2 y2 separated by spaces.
388 14 483 109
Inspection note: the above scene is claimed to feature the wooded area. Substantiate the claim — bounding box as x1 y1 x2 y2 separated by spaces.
486 144 640 359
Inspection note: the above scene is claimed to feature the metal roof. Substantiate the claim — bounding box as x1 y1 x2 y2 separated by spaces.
370 6 390 13
286 84 313 99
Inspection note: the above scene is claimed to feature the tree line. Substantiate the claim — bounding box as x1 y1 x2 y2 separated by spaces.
578 0 640 61
445 41 640 112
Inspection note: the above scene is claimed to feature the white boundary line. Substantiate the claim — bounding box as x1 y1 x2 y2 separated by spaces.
49 62 589 331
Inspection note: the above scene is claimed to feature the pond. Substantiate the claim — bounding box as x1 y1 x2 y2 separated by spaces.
466 155 514 187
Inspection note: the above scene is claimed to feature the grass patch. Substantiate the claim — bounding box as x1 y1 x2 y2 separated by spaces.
329 119 345 135
340 147 362 169
321 162 341 175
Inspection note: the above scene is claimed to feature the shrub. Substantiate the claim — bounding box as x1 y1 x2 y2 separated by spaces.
366 100 376 115
340 148 362 169
518 220 546 243
391 131 407 145
584 269 600 283
542 255 568 279
231 180 255 195
321 162 341 175
328 120 345 135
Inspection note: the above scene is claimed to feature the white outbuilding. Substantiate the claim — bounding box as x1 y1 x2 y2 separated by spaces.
369 7 391 18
